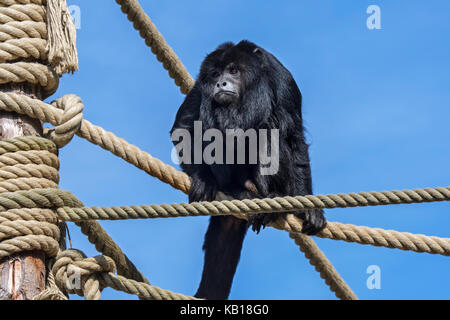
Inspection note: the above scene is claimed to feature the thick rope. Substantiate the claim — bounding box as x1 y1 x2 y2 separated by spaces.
51 187 450 256
55 187 450 221
99 273 197 300
0 137 62 262
288 231 357 300
272 215 450 256
115 0 194 94
46 93 83 148
45 0 78 75
0 62 59 98
52 250 115 300
0 0 78 75
0 21 47 41
0 38 47 61
0 0 77 100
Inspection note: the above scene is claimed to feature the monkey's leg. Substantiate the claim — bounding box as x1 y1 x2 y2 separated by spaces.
195 216 248 300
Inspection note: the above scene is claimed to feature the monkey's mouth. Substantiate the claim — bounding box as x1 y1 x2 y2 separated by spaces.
215 91 237 97
214 91 238 105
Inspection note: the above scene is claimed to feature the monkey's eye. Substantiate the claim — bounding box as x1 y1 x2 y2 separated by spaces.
229 66 239 75
211 71 220 78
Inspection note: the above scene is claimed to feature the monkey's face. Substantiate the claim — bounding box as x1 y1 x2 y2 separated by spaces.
212 64 242 105
200 42 266 108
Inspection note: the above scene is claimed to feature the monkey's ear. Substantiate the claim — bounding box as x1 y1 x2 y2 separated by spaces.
253 47 263 55
253 47 266 67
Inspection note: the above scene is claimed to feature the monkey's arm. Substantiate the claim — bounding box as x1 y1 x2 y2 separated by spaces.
249 66 325 233
171 85 218 202
278 120 326 234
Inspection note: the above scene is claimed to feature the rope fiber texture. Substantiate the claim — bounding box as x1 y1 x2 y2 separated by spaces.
0 0 77 98
0 137 62 261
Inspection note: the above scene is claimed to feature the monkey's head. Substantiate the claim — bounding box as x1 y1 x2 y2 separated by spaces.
199 41 267 107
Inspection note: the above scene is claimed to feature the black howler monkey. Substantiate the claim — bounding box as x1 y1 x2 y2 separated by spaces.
171 40 326 300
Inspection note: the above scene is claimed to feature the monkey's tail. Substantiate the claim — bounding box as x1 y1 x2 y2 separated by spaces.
195 216 248 300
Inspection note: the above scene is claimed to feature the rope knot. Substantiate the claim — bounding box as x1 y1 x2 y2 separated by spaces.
46 94 84 148
52 249 117 300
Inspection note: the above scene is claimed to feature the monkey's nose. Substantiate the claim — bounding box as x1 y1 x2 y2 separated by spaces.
216 82 227 88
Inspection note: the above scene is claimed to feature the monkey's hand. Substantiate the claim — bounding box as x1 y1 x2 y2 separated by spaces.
245 179 327 234
295 209 327 235
243 180 280 234
248 212 280 234
249 209 327 235
188 174 218 203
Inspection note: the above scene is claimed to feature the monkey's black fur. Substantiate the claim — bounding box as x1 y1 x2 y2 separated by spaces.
171 41 326 300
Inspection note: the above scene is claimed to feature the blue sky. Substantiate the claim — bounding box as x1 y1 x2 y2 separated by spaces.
59 1 450 300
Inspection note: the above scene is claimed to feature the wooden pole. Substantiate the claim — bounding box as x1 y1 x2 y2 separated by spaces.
0 84 65 300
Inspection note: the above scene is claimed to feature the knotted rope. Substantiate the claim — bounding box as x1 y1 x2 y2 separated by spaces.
51 249 196 300
45 93 83 148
